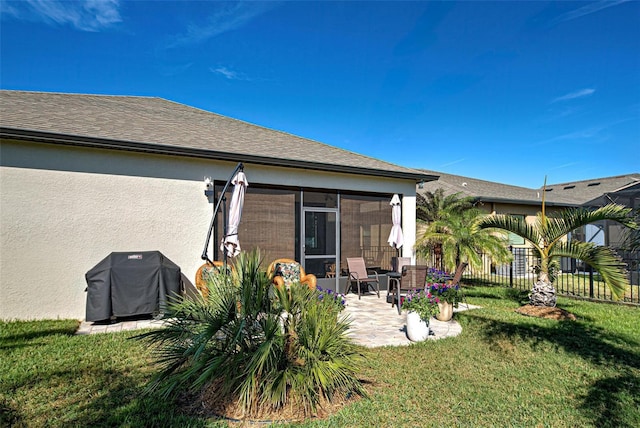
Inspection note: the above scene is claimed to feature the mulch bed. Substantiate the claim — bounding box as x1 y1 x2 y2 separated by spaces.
182 380 363 426
515 304 577 321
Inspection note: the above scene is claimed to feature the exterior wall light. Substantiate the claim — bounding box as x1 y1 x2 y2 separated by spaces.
204 177 214 197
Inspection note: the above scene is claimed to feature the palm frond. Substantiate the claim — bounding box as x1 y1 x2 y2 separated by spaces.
544 204 636 247
478 214 542 250
417 188 474 222
550 241 629 300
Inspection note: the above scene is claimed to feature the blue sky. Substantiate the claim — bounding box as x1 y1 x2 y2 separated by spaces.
1 0 638 188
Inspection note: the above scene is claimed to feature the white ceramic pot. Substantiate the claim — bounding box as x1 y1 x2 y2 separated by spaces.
406 310 430 342
436 302 454 321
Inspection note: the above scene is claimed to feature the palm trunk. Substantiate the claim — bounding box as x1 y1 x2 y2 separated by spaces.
530 270 557 307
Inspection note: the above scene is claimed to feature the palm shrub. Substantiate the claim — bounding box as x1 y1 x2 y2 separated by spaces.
271 284 364 415
416 206 512 273
138 249 364 419
417 189 475 269
477 202 638 306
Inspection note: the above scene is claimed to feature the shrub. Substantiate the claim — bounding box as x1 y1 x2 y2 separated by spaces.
138 250 364 419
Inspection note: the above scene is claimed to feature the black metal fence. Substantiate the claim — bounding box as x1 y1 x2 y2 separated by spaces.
420 247 640 305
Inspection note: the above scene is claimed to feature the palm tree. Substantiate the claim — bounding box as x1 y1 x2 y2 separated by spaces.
416 206 512 273
416 188 473 222
417 189 476 269
477 203 637 306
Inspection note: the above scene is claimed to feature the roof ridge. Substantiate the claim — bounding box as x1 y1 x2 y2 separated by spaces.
0 89 160 100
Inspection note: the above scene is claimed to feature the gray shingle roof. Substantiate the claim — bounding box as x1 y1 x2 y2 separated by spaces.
418 169 640 207
542 174 640 205
419 169 554 205
0 90 435 181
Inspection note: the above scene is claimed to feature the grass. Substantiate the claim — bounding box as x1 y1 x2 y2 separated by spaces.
2 286 639 427
466 274 640 303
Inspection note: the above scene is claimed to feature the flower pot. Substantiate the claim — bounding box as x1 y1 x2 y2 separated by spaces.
406 310 430 342
436 302 454 321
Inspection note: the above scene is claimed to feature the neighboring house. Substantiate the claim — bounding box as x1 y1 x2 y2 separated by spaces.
418 170 574 245
417 170 639 275
542 174 640 249
0 90 436 321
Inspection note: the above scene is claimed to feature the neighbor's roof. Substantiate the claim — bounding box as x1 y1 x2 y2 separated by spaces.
418 170 640 207
418 170 560 206
0 90 435 182
542 174 640 205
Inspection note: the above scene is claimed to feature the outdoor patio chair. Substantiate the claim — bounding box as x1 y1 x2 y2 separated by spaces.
346 257 380 299
388 256 411 298
394 265 429 315
195 261 231 298
391 256 412 273
267 258 317 289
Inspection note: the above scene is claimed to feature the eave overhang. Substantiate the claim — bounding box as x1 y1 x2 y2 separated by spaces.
1 127 438 184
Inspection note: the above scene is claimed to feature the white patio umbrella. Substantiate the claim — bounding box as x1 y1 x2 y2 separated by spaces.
387 194 404 249
221 170 249 258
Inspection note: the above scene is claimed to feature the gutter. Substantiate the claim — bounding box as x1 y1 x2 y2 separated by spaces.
475 196 577 208
1 127 438 183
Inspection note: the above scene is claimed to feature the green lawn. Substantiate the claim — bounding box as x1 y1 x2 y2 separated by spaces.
2 286 639 427
465 274 640 303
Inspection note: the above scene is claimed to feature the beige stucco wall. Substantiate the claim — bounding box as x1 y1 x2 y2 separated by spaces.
0 140 417 320
479 201 565 219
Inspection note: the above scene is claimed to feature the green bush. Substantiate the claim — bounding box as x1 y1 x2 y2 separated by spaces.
138 250 364 418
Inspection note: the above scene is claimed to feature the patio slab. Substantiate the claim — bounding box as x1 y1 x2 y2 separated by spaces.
75 292 479 347
75 317 167 335
342 291 479 347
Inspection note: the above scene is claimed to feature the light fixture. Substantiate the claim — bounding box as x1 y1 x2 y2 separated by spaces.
418 179 424 189
204 177 213 197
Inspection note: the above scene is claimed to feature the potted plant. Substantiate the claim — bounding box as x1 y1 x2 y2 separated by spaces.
426 267 450 283
427 282 460 321
401 289 439 341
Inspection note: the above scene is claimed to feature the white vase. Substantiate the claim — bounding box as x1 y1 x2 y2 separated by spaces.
406 310 430 342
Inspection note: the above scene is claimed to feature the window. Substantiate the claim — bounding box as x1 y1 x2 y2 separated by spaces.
340 194 394 271
215 185 299 263
508 214 526 246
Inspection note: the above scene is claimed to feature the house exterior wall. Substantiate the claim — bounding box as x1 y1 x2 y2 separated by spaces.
478 201 565 219
0 140 417 320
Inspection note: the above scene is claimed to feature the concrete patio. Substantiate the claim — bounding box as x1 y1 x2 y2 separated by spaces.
342 291 478 347
76 291 479 347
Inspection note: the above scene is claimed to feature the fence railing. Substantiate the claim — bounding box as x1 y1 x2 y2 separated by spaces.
420 247 639 305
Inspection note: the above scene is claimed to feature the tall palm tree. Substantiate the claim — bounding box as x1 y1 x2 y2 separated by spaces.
477 203 637 306
416 207 512 273
416 188 474 222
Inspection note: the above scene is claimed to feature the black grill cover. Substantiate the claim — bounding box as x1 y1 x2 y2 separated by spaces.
85 251 181 322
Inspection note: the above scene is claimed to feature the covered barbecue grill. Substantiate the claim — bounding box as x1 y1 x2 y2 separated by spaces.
85 251 182 322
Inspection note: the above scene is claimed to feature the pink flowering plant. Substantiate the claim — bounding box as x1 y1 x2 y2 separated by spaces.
425 267 461 307
427 283 461 307
401 289 440 322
